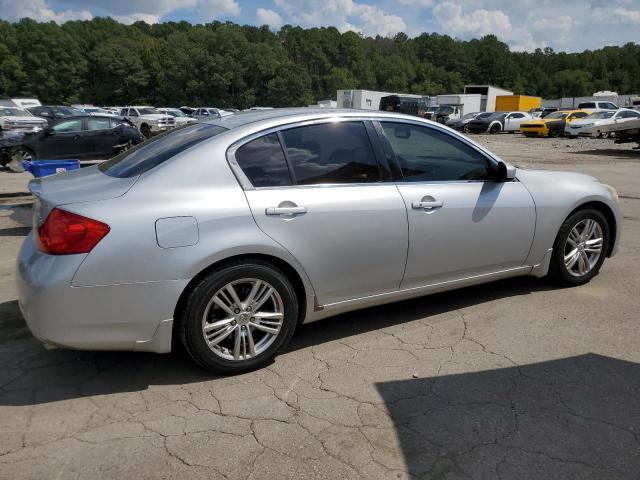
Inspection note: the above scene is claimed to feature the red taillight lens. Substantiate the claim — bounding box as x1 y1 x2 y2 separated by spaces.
36 208 110 255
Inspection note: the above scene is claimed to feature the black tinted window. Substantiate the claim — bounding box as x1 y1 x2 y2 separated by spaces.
235 134 292 187
280 122 380 185
579 102 596 109
381 122 492 182
100 123 227 178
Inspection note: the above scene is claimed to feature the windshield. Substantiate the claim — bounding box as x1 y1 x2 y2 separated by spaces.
545 111 568 119
51 106 84 117
0 107 31 117
427 107 438 112
588 111 615 119
438 106 454 115
461 112 479 119
486 112 507 120
476 112 492 119
100 123 227 178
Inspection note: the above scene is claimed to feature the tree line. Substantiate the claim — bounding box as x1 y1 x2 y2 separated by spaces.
1 18 639 108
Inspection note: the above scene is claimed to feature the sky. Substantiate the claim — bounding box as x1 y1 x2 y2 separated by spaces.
1 0 639 52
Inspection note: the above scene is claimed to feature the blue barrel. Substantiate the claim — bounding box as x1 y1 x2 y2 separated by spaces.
22 159 81 178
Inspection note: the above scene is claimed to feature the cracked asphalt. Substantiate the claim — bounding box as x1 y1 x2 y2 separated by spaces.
1 135 639 479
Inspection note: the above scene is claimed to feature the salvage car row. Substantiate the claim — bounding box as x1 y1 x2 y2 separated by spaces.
0 103 238 171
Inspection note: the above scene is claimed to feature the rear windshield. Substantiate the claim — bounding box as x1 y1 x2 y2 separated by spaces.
99 123 227 178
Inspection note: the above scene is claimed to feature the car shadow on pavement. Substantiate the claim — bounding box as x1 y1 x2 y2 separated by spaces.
570 148 640 160
375 353 640 478
0 276 554 406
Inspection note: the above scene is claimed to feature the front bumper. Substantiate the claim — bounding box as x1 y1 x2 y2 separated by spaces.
520 126 548 137
16 233 187 353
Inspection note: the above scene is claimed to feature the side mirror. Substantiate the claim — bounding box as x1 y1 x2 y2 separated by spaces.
496 161 516 181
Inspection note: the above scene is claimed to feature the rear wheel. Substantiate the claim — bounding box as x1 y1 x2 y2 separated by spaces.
180 260 298 374
547 209 609 286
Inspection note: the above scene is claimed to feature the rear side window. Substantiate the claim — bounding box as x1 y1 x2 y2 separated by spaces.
279 122 381 185
88 118 111 130
235 133 292 187
100 123 227 178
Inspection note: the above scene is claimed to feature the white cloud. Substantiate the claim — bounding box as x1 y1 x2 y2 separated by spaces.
199 0 240 17
398 0 434 6
274 0 406 36
256 8 283 29
0 0 92 22
613 8 640 24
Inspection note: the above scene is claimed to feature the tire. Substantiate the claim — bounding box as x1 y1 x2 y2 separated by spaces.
462 124 469 133
600 132 610 139
489 124 501 134
548 127 560 138
7 147 35 172
547 208 610 287
179 260 299 374
140 124 151 139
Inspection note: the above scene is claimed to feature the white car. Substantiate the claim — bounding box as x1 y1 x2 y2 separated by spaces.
157 108 199 126
0 106 47 132
119 106 176 138
75 106 118 117
566 109 640 138
577 101 619 113
192 108 234 120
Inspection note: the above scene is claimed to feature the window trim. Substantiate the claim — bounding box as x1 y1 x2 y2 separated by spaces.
373 118 506 185
227 118 389 190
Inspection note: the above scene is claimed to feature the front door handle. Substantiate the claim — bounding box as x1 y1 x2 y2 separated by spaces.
265 206 307 216
412 200 443 210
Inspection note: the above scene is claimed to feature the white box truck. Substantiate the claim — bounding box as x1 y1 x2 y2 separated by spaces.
337 90 395 110
433 94 482 123
463 85 513 112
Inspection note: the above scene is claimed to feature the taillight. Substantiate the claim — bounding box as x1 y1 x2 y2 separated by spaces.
36 208 110 255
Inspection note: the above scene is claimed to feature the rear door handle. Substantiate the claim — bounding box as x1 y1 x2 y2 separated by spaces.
412 200 443 210
265 206 307 216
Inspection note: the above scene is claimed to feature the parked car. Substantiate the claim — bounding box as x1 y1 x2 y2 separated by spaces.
5 115 143 171
445 112 492 132
566 109 640 138
16 109 621 373
119 106 175 138
467 111 532 134
157 108 199 126
529 107 558 118
192 108 234 120
74 106 118 117
577 101 618 112
0 106 48 132
27 105 87 125
519 110 590 137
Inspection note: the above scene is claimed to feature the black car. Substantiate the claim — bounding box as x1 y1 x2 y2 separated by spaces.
2 116 143 171
26 105 87 125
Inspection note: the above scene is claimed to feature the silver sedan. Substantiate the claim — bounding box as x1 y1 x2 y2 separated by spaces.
16 109 621 373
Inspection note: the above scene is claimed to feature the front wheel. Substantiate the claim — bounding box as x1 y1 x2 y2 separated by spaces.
547 209 610 286
179 260 298 374
140 124 151 139
489 124 501 134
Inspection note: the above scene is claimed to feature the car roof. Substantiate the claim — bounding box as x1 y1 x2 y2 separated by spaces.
202 107 432 130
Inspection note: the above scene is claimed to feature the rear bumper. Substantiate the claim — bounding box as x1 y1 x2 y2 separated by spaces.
16 233 187 353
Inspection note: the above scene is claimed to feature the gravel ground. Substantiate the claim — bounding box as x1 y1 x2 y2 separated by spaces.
0 135 639 479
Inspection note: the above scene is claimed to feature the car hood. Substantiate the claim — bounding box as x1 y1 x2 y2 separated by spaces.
29 165 138 221
516 168 597 186
1 115 47 123
139 114 171 121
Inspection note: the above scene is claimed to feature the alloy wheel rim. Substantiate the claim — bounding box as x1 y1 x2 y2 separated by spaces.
201 278 284 361
564 218 603 277
18 149 33 161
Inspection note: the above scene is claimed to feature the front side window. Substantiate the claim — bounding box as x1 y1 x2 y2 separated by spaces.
100 123 227 178
279 122 381 185
579 102 596 109
52 119 84 133
235 133 292 187
88 118 111 130
510 113 525 119
380 122 493 182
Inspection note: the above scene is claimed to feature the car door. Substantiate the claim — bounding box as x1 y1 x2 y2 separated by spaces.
38 118 86 159
377 120 536 289
83 117 119 157
504 113 526 131
230 120 409 306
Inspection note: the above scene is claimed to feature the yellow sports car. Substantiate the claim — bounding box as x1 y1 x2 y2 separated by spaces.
519 110 590 137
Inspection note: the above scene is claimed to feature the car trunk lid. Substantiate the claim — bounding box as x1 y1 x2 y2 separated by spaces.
29 165 137 226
